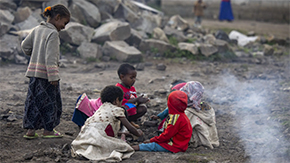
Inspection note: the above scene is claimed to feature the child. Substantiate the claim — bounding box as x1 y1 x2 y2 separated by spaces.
132 90 192 153
71 63 149 129
116 63 149 128
21 4 70 139
151 81 219 149
193 0 206 27
71 85 143 161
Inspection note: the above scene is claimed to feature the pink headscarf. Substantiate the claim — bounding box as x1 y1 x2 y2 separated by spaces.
180 81 204 110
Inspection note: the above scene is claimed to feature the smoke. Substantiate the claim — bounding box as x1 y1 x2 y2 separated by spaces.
207 72 289 163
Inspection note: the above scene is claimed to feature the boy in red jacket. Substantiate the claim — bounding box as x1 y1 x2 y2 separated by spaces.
132 90 192 153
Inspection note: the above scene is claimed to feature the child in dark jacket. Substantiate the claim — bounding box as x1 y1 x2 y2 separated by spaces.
132 90 192 153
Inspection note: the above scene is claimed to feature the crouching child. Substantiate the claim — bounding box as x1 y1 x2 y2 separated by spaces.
132 90 192 153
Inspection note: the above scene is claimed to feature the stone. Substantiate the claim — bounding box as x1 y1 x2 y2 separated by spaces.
114 3 140 25
214 39 229 53
178 42 199 55
167 15 189 31
135 63 145 71
215 30 230 42
15 15 39 30
77 42 102 59
0 0 17 10
163 26 187 42
70 0 101 28
203 34 216 44
263 44 274 56
102 41 142 63
139 39 176 55
44 0 68 8
132 10 162 34
92 21 131 44
13 7 32 24
125 28 143 48
156 63 166 71
88 0 120 21
59 22 94 46
199 43 218 57
152 27 169 43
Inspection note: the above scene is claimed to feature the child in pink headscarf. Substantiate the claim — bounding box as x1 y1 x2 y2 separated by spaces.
151 81 219 149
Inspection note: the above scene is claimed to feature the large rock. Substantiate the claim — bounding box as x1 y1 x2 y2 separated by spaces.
139 39 176 55
88 0 121 21
44 0 69 8
199 43 218 57
167 15 189 31
0 34 24 63
15 15 39 30
91 21 131 44
13 7 32 24
215 30 230 42
125 28 143 48
203 34 216 44
114 3 140 24
131 10 162 34
0 9 14 36
263 44 274 56
152 27 169 43
0 0 17 10
163 26 187 42
178 42 199 55
0 9 14 24
70 0 101 28
102 41 142 63
0 23 9 37
214 39 229 53
0 40 14 61
59 22 94 46
77 42 102 59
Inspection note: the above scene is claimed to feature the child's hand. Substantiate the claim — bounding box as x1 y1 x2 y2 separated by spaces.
143 139 151 144
150 115 159 120
50 81 59 86
137 95 149 104
137 129 144 136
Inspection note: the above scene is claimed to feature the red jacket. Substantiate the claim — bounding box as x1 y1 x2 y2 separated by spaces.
150 91 192 153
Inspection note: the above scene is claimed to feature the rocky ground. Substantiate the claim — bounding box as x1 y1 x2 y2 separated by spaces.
1 20 290 163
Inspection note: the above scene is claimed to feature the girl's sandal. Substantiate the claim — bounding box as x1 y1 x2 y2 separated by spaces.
42 129 63 139
23 133 39 139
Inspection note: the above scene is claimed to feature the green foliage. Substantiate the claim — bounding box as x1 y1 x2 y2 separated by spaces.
150 47 159 54
60 42 80 56
187 38 197 43
85 57 99 63
168 36 179 46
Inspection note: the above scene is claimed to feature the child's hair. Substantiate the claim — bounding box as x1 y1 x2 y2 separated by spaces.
42 4 70 19
100 85 124 104
117 63 135 77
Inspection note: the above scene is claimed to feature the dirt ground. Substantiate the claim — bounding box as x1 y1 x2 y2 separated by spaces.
0 20 290 163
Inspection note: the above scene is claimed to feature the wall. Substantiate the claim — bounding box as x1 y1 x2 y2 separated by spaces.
161 0 290 23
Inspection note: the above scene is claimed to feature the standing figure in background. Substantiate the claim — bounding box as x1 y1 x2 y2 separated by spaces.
193 0 206 28
21 4 70 139
219 0 234 21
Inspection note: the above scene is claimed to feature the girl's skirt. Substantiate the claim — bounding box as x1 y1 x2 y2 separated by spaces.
23 77 62 131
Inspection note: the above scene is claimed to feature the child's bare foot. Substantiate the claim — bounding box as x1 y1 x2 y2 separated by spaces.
121 133 126 141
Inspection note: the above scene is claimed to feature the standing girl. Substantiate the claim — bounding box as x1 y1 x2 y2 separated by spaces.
21 4 70 139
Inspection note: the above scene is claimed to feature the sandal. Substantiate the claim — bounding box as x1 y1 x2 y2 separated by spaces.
23 133 39 139
42 129 63 139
